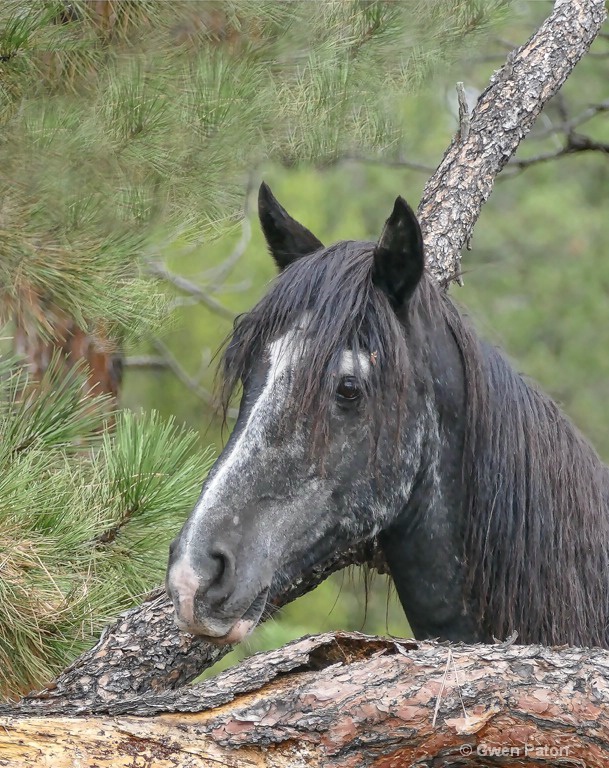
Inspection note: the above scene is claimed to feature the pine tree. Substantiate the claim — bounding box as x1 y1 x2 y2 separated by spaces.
0 0 507 376
0 354 213 698
0 0 508 698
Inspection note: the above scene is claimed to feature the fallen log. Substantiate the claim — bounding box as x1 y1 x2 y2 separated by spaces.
2 632 608 767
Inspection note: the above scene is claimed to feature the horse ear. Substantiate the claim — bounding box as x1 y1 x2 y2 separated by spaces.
372 197 424 310
258 182 324 271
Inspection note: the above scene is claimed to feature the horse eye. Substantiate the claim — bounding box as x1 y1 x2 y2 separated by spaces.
336 376 361 403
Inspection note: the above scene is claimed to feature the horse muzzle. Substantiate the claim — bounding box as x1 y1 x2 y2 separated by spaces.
166 555 269 643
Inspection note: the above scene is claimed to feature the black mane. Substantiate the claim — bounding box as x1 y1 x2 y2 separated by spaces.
460 330 609 646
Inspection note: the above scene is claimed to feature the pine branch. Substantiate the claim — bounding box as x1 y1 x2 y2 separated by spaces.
1 0 510 342
0 364 212 699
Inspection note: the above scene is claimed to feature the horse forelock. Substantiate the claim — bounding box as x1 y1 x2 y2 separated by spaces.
220 241 413 448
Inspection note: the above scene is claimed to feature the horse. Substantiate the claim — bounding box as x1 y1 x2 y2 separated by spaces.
166 182 609 649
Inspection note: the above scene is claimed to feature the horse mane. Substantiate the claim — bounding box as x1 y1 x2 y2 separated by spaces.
437 282 609 647
222 239 609 647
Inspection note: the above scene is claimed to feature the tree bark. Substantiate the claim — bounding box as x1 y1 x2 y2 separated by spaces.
13 299 123 405
10 0 607 711
2 632 609 767
420 0 607 285
12 543 377 712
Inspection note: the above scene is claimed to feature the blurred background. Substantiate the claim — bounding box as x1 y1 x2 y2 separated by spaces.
0 0 607 693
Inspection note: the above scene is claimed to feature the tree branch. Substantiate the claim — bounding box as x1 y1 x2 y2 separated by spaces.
124 354 168 370
13 543 377 713
148 338 238 420
147 262 237 321
124 344 238 417
341 155 437 174
507 131 609 171
419 0 607 285
531 97 609 140
200 175 256 290
9 0 606 711
146 181 254 313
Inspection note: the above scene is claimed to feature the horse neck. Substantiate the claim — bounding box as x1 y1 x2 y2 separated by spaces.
381 294 609 648
378 307 486 642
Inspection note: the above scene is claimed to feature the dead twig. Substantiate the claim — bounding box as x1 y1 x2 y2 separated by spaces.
135 339 237 420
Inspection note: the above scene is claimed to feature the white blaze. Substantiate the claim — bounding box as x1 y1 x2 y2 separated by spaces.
339 350 371 377
175 325 371 562
168 324 373 627
183 327 302 553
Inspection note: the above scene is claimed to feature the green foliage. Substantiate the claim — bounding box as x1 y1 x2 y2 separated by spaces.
0 356 212 698
0 356 108 456
0 0 508 340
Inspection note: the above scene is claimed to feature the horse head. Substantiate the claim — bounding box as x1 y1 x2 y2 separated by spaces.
165 183 430 643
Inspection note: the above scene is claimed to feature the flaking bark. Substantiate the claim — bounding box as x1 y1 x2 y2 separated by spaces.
11 544 376 712
7 0 607 712
420 0 607 285
2 632 609 767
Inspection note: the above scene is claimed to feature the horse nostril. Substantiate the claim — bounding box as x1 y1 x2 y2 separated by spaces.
211 550 227 580
207 546 237 600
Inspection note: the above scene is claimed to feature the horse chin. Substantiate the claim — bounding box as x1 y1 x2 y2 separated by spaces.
178 587 269 645
205 618 256 646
